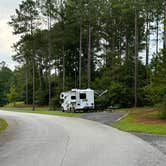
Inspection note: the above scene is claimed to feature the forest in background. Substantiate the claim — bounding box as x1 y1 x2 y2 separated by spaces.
0 0 166 114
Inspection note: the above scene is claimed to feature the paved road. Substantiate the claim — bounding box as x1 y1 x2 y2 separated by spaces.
0 110 166 166
133 132 166 155
80 112 166 155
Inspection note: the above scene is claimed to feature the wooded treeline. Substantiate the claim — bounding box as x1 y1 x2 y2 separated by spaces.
1 0 166 111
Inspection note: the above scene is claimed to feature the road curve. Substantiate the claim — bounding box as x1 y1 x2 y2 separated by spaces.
0 110 165 166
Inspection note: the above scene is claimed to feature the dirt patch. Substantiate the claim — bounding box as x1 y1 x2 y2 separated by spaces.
136 117 166 124
134 110 166 124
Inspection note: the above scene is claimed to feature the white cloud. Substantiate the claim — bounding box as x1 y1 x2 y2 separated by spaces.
0 0 21 70
0 19 17 53
0 18 19 70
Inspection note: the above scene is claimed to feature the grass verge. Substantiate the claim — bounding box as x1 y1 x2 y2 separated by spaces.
113 108 166 135
0 118 8 133
1 108 82 117
0 102 82 117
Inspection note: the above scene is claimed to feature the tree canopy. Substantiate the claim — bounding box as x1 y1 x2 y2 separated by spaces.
2 0 165 110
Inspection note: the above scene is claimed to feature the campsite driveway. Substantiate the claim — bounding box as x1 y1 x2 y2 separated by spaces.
0 110 166 166
80 111 125 125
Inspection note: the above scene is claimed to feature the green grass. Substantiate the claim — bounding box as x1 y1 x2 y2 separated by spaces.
0 118 8 133
3 101 33 108
1 102 82 117
1 108 82 117
113 108 166 135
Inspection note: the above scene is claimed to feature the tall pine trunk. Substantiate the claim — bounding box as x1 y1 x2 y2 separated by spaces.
145 13 150 83
62 45 65 91
48 15 52 110
60 0 65 91
134 6 139 107
32 59 35 111
25 62 29 105
145 14 149 66
79 23 82 89
38 64 42 91
164 0 166 49
31 19 35 111
156 16 159 54
87 23 92 88
125 27 129 61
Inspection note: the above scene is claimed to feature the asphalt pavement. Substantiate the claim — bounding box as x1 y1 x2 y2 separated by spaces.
80 111 166 156
0 110 166 166
133 132 166 155
80 111 125 125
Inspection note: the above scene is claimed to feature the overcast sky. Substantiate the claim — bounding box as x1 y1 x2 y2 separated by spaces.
0 0 22 70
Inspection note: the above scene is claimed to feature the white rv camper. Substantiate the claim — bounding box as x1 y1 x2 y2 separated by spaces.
60 89 95 112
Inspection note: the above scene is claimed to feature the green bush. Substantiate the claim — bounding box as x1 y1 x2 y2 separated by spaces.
50 97 60 111
144 84 166 106
108 82 133 108
95 95 109 110
7 85 18 107
95 82 132 109
36 89 48 106
159 97 166 119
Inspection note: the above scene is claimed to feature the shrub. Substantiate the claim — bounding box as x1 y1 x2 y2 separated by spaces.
159 97 166 119
36 89 48 106
144 84 166 105
95 82 132 109
7 85 18 107
50 97 60 111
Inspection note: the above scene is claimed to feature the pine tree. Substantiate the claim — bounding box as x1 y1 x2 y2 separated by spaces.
9 0 40 110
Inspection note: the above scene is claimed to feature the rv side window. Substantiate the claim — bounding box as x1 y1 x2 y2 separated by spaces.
80 93 86 99
71 96 76 100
